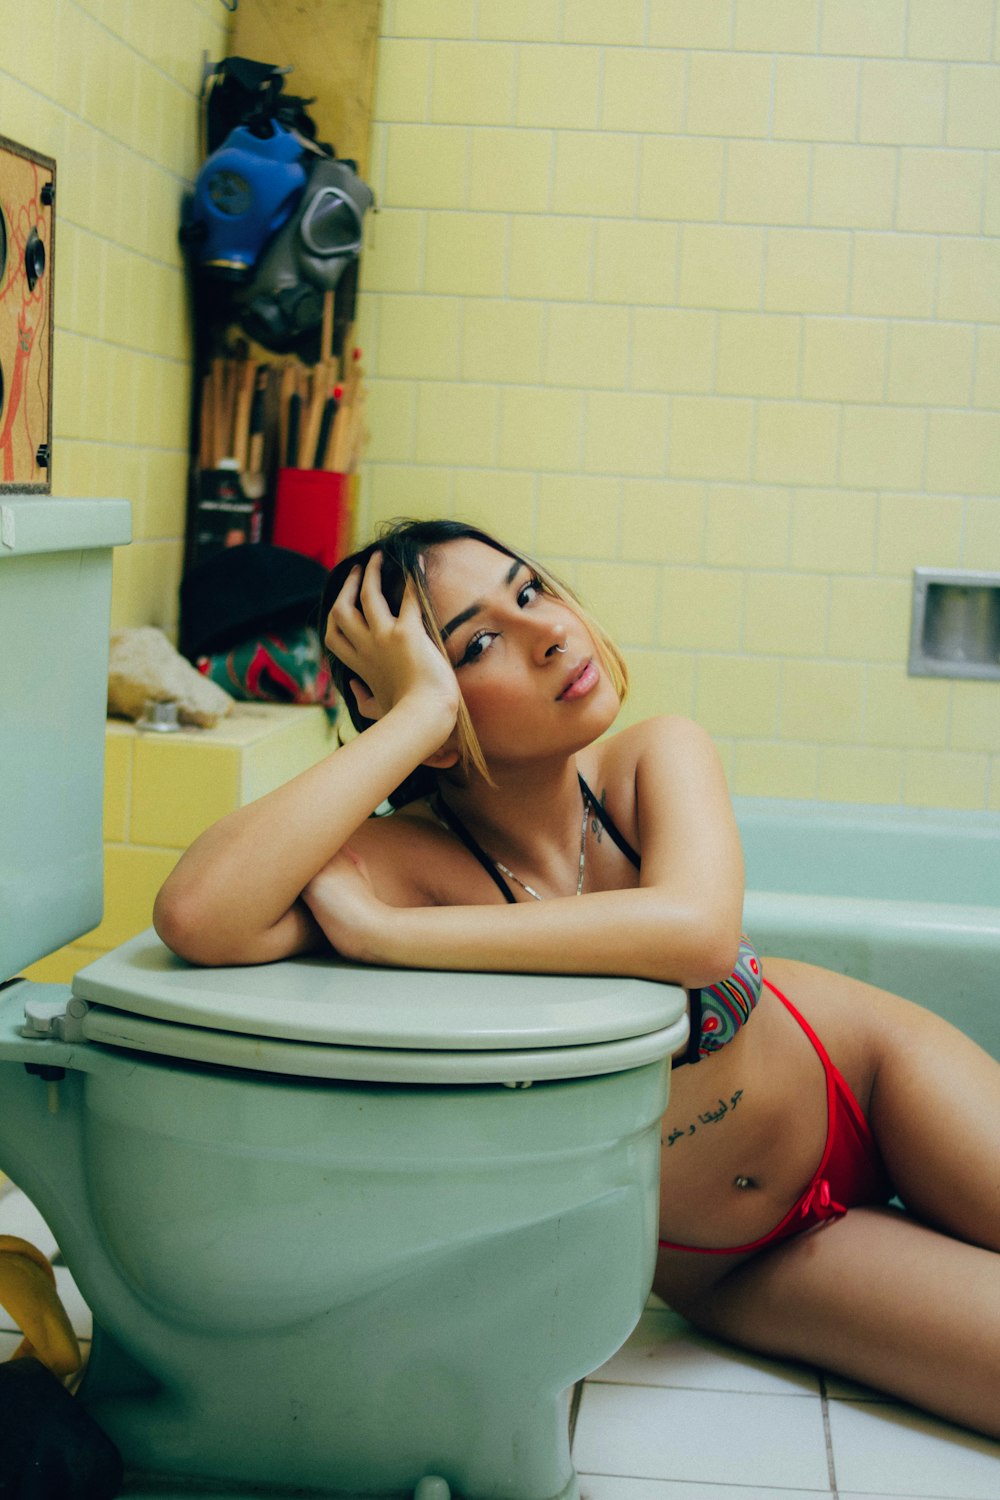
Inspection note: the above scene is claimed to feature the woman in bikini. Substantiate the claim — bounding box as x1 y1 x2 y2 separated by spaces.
155 518 1000 1440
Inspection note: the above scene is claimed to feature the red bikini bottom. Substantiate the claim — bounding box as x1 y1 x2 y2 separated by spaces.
659 979 893 1256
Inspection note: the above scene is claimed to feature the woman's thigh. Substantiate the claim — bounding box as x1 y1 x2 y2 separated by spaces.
689 1204 1000 1439
762 957 1000 1251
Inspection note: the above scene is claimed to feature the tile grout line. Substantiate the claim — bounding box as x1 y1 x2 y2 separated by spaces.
819 1372 841 1497
583 1375 823 1398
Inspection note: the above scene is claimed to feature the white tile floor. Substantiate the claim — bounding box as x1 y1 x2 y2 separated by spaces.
576 1299 1000 1500
2 1183 998 1500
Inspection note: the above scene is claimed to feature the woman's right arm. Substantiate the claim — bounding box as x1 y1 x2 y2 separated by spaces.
153 559 459 967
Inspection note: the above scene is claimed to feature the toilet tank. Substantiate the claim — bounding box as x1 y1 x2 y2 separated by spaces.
0 497 131 978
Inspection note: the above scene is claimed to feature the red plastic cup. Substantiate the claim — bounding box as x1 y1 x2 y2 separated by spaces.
272 469 355 571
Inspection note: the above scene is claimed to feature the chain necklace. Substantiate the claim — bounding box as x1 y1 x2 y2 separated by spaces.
492 795 589 901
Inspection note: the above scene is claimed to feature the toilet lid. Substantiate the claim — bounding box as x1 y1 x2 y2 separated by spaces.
70 929 689 1082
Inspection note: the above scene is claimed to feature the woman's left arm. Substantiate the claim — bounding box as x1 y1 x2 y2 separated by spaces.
303 716 744 987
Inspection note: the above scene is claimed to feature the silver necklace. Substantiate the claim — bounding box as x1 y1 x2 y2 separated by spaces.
493 797 589 901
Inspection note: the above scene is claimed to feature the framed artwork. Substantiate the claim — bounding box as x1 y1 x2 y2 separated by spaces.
0 134 55 492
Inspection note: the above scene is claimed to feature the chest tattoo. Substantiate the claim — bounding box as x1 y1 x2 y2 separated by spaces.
590 787 607 844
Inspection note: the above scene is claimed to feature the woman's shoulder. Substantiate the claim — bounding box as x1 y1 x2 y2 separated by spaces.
577 717 717 860
594 714 717 778
347 799 446 859
344 800 503 907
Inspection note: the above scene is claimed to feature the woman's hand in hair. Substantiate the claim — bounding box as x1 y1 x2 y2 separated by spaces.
325 551 460 735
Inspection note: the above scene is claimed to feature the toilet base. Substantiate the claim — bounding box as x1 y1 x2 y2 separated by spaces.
1 991 669 1500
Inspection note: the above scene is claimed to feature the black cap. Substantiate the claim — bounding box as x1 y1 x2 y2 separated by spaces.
179 544 327 659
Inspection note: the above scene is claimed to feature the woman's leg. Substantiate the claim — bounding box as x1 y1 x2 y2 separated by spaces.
763 957 1000 1253
865 986 1000 1251
686 1204 1000 1438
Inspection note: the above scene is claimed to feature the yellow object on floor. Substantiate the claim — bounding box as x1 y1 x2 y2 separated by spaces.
0 1234 81 1378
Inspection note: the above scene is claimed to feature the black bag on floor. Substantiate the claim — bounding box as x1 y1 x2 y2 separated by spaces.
0 1357 123 1498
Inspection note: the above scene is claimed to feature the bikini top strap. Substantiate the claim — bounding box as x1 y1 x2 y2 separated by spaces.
431 794 517 904
672 989 703 1068
577 774 641 869
436 775 640 902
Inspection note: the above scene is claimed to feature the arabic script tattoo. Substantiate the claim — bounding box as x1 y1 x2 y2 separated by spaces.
665 1089 744 1147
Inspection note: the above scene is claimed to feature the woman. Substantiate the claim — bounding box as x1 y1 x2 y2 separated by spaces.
155 518 1000 1439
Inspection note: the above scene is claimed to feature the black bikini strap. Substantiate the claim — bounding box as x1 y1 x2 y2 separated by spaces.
436 775 640 902
577 774 641 869
672 989 703 1068
432 795 517 904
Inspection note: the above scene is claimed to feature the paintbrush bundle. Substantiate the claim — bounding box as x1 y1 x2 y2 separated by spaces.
193 357 272 565
198 358 274 475
192 288 365 570
193 339 367 568
277 352 367 474
197 346 367 480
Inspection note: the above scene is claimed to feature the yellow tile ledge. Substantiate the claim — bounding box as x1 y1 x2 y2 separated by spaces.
23 704 337 985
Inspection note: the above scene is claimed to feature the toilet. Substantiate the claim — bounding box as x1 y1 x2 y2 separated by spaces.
0 495 688 1500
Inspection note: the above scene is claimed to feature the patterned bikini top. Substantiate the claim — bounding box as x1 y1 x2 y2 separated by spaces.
433 774 763 1067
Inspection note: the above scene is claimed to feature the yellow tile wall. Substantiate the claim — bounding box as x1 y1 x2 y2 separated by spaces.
23 707 336 985
2 0 229 637
360 4 1000 810
2 0 244 1167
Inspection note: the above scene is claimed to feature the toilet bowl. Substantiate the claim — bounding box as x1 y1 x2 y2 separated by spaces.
0 497 687 1499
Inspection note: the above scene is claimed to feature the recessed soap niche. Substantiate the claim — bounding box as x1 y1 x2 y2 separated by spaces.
908 569 1000 681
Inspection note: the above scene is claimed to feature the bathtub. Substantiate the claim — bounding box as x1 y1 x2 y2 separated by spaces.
735 799 1000 1062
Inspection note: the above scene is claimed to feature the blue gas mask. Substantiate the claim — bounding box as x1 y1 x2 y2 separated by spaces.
184 121 309 281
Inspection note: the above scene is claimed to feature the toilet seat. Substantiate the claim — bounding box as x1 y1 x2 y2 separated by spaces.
70 929 689 1084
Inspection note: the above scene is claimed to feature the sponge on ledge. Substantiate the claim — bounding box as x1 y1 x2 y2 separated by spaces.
108 626 233 729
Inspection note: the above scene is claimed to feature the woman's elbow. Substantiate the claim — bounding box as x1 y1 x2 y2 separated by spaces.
674 914 741 991
153 885 223 967
154 886 315 968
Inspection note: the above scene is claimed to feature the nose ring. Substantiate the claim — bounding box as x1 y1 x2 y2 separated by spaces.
552 644 567 653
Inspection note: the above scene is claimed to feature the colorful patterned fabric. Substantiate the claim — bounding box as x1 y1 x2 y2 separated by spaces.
197 625 338 712
696 935 763 1056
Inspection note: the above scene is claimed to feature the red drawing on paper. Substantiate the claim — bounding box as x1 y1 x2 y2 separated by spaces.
0 157 48 485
